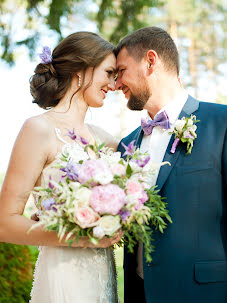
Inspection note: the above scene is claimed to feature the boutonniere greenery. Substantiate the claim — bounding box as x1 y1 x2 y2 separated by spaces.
169 115 200 155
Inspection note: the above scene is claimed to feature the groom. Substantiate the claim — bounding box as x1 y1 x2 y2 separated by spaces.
116 27 227 303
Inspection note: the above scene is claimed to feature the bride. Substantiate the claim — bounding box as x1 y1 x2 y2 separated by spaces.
0 32 122 302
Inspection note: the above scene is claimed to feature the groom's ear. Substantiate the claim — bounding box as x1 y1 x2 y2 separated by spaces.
146 50 158 74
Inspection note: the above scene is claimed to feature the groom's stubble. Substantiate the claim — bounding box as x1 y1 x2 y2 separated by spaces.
127 77 151 111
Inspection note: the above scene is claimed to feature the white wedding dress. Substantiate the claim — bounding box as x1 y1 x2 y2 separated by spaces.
30 127 119 303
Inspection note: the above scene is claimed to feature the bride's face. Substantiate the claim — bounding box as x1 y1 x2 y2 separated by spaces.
83 53 116 108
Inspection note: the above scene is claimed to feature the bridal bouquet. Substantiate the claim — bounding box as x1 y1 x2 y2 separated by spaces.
31 130 172 262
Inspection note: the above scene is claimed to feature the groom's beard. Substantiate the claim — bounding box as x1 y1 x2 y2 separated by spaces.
127 85 150 111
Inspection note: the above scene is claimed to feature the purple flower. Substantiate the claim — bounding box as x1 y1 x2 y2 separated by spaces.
134 155 150 168
60 161 79 181
170 138 180 154
42 198 56 210
184 130 195 139
121 140 136 157
80 136 88 145
119 209 131 222
39 46 52 64
67 129 77 140
48 176 54 189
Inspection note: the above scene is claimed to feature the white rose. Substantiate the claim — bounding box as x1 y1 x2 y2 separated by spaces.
187 118 193 126
93 226 105 239
98 215 121 236
94 172 113 185
69 181 81 192
175 119 186 131
129 161 142 173
100 151 122 165
189 125 197 131
62 143 89 163
73 186 92 207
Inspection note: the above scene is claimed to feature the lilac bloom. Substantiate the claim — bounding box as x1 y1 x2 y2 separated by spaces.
170 138 180 154
39 46 52 64
67 129 77 140
60 161 79 181
184 130 195 139
80 136 88 145
121 140 136 157
42 198 56 210
134 155 150 168
48 176 54 189
119 209 131 222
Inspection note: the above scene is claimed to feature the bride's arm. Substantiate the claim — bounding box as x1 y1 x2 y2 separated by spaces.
0 117 121 248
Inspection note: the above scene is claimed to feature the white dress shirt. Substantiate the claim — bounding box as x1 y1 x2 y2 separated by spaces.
136 90 188 279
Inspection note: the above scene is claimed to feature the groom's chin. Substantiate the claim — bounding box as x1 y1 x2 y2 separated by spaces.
127 97 145 111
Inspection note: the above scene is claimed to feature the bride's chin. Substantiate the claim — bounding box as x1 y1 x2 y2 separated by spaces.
90 101 104 108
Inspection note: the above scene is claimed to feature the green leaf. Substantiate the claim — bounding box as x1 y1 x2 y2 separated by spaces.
126 163 133 177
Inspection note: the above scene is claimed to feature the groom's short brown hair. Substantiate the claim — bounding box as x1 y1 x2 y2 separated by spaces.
115 26 180 75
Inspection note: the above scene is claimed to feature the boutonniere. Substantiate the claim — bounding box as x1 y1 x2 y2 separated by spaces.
169 115 200 155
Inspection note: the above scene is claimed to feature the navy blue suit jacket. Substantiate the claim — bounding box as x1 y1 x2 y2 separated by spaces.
117 96 227 303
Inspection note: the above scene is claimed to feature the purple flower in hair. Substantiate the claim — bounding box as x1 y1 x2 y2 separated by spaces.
60 161 79 181
39 46 52 64
121 140 136 157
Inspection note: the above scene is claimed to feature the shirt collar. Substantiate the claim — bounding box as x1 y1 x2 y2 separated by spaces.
148 90 188 126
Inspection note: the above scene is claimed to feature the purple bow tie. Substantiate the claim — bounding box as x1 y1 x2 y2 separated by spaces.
141 110 171 135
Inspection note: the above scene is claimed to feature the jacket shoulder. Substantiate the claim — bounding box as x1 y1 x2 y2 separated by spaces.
199 101 227 117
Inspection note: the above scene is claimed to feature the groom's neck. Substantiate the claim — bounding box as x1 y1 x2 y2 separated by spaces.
144 75 184 118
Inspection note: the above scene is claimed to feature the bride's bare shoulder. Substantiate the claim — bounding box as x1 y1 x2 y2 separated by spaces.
21 113 55 141
88 124 119 151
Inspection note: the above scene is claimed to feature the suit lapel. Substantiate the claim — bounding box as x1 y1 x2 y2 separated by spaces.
135 126 143 148
156 95 200 191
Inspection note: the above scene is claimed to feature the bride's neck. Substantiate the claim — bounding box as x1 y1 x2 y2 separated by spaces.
50 91 88 127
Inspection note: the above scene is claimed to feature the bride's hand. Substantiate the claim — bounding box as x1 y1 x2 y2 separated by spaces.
78 229 124 249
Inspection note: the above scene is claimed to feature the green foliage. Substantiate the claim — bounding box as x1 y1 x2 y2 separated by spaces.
123 185 172 263
97 0 163 44
0 243 38 302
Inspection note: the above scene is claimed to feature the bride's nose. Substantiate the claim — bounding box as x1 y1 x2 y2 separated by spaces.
107 79 116 91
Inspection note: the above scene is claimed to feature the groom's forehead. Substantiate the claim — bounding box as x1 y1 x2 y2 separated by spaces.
116 48 132 69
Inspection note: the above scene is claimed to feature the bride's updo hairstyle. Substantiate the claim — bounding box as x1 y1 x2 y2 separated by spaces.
30 32 115 109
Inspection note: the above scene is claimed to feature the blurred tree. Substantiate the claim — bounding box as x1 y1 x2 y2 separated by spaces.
151 0 227 97
0 0 162 65
96 0 163 43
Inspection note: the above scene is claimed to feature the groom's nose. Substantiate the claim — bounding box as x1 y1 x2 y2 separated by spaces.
115 77 122 90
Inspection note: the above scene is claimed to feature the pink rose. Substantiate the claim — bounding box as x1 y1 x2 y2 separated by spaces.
110 163 126 176
134 190 149 210
74 206 100 228
90 184 126 215
126 180 143 195
77 159 112 185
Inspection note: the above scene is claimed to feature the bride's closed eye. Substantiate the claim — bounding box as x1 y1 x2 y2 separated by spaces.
106 70 114 76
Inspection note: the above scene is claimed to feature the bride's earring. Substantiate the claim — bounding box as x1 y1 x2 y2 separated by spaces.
78 73 81 87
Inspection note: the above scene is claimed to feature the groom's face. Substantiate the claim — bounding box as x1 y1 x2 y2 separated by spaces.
116 47 151 111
